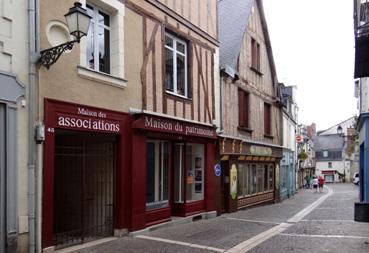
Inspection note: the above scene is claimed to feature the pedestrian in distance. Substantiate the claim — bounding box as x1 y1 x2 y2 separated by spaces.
312 176 319 193
318 176 325 193
304 175 310 189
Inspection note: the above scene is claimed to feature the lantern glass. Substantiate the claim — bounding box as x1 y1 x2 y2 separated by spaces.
337 125 343 136
65 2 91 40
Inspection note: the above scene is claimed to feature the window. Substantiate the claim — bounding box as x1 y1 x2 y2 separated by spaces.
165 33 188 97
323 151 328 157
251 37 261 72
328 162 332 168
264 103 272 136
146 141 169 210
238 89 249 128
86 4 111 74
237 163 274 198
78 1 126 87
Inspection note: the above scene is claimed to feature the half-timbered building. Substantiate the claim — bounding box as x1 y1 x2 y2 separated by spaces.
218 0 283 213
125 0 220 231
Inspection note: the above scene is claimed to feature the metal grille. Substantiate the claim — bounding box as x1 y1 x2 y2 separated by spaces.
53 131 115 249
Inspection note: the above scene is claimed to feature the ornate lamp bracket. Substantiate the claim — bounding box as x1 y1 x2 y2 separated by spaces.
39 39 79 69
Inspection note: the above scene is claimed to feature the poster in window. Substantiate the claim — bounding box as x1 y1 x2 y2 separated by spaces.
195 169 202 181
195 183 202 193
195 157 202 168
230 164 237 199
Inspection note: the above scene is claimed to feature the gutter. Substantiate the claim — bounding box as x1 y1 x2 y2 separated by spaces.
28 0 40 252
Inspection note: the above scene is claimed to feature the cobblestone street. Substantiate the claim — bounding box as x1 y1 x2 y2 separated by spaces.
59 183 369 253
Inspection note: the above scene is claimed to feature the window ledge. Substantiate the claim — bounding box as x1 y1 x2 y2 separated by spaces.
238 126 253 133
264 134 274 139
250 66 263 76
77 65 127 88
165 91 192 102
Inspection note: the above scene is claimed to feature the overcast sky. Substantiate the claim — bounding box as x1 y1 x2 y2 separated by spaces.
263 0 358 131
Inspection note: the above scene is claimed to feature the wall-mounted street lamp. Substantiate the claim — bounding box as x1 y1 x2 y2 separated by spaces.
39 2 91 69
337 125 343 137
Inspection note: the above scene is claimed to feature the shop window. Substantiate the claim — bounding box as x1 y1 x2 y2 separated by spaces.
146 141 169 210
165 33 188 98
86 4 111 74
237 163 274 198
237 164 244 197
251 164 257 194
186 143 204 202
264 165 269 190
268 164 274 190
257 164 263 193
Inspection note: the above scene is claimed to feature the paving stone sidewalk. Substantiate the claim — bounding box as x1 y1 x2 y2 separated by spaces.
66 187 331 253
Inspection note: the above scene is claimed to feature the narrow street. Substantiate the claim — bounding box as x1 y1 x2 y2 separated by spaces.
62 183 368 253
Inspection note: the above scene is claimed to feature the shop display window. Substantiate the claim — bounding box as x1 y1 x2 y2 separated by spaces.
237 163 275 198
146 141 169 210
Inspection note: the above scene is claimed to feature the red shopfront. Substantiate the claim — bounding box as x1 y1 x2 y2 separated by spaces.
130 114 218 230
42 99 131 250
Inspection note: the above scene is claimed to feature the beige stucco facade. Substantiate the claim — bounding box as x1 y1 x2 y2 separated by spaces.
0 0 29 252
38 0 140 119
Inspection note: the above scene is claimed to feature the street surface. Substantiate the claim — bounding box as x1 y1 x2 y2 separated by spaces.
65 184 369 253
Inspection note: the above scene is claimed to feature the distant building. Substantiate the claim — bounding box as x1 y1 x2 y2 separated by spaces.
280 84 298 199
297 124 316 188
314 117 357 183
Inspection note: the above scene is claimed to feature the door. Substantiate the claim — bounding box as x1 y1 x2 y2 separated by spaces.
0 104 5 252
53 130 116 248
220 161 229 213
324 175 334 183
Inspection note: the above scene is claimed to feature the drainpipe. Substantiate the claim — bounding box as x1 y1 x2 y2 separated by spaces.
28 0 40 252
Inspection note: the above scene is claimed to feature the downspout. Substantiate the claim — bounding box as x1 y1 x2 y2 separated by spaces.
28 0 40 252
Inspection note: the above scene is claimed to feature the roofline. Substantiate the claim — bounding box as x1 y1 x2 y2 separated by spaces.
257 0 278 86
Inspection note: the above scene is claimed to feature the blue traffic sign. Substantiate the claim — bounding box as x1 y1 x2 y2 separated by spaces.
214 164 221 177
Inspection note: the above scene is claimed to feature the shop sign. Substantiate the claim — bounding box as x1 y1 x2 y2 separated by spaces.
55 107 121 133
322 170 335 175
133 115 216 139
214 164 221 177
250 146 272 156
230 164 237 200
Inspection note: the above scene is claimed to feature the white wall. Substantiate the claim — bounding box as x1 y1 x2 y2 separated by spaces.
283 112 296 151
360 78 369 113
0 0 29 248
315 161 345 182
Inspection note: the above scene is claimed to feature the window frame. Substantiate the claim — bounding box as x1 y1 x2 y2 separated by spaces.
78 0 126 87
164 32 189 98
238 89 250 130
251 37 261 74
86 3 112 74
264 102 272 137
146 140 170 210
